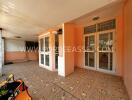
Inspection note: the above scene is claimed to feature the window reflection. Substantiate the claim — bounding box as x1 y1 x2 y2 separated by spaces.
85 36 95 51
99 32 113 51
99 53 113 70
40 39 44 51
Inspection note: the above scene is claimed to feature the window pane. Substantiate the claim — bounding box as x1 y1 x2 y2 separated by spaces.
45 55 49 66
89 52 95 67
45 37 49 52
99 53 113 70
98 19 116 32
85 37 88 50
41 54 44 64
85 52 95 67
85 36 95 51
85 52 88 66
84 24 96 34
40 39 44 51
110 53 113 70
99 32 113 51
55 54 59 69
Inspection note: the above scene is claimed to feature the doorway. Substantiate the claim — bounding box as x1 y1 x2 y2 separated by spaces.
55 34 59 69
84 31 115 73
39 35 50 68
84 19 116 74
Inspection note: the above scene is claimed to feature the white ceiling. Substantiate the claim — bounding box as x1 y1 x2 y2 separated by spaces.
0 0 123 41
71 2 123 26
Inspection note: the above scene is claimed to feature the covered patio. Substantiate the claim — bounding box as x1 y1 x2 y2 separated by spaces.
1 61 129 100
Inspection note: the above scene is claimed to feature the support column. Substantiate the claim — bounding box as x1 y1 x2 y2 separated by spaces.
58 23 75 77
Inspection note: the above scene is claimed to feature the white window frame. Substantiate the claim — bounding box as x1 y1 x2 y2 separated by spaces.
84 28 116 75
39 33 52 70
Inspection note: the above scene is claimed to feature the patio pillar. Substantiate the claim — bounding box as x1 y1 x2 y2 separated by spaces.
58 23 75 77
0 28 2 75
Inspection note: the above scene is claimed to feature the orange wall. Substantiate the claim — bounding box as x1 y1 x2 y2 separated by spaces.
5 52 27 62
115 7 124 76
27 52 39 61
74 25 84 68
63 23 75 76
50 32 56 71
5 52 38 63
124 0 132 99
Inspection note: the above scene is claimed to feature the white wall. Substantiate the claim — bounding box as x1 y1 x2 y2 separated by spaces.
5 39 25 52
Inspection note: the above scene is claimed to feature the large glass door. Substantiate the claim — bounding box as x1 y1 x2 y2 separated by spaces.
85 33 96 69
40 38 44 65
84 31 115 73
39 35 50 67
97 31 115 72
44 36 50 67
84 19 116 74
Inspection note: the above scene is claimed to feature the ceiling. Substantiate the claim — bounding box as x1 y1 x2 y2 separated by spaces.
70 1 124 26
0 0 123 41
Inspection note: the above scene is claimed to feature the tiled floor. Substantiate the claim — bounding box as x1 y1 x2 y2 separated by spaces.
0 61 129 100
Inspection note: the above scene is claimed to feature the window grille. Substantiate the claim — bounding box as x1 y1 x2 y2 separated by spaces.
84 19 116 34
84 24 96 34
97 19 116 32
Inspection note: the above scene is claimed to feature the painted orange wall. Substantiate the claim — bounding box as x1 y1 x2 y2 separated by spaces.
63 23 75 76
5 52 27 63
74 25 84 68
27 52 39 61
115 7 124 76
124 0 132 99
5 52 39 63
50 32 56 71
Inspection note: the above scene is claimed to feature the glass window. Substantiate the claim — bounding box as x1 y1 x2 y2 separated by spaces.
98 19 116 32
85 52 88 66
45 37 49 52
41 54 44 64
99 53 113 70
85 52 95 67
99 32 113 51
84 19 115 34
85 36 95 51
89 52 95 67
45 55 49 66
40 39 44 51
84 24 96 34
